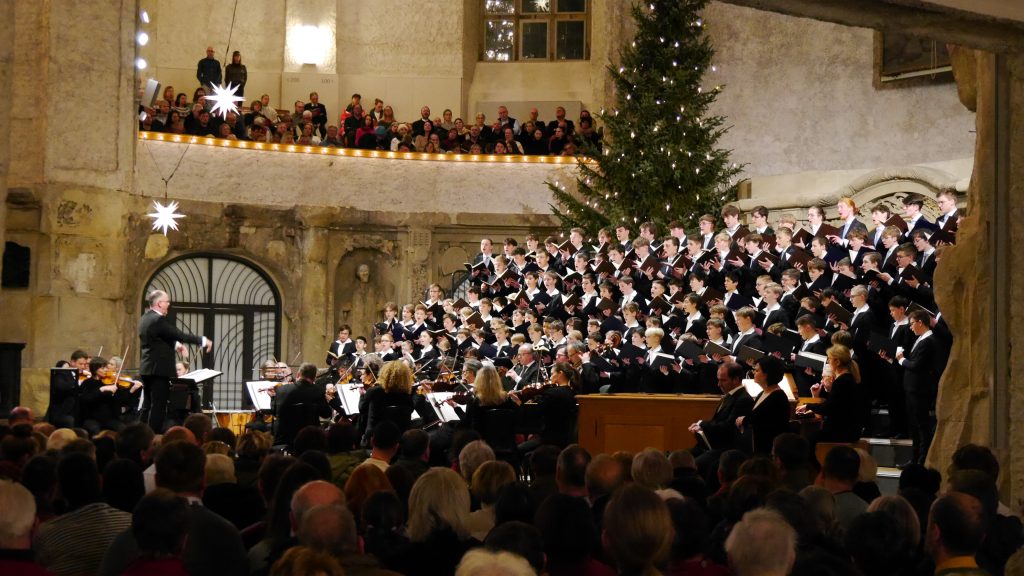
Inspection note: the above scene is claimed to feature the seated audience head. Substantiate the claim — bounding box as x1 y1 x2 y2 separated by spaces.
821 445 860 490
370 420 401 460
666 497 712 564
407 467 471 542
399 428 430 461
799 485 840 538
926 492 987 563
556 444 591 495
47 428 78 452
132 488 189 557
949 443 1000 483
270 546 344 576
535 493 600 569
602 484 673 575
844 510 911 576
472 460 516 508
718 449 749 486
58 451 101 509
493 482 538 526
293 426 328 457
459 439 495 483
631 448 673 490
725 508 797 576
204 453 235 486
183 413 213 444
485 521 545 575
102 457 145 514
344 465 393 521
0 479 36 548
585 453 625 501
868 494 922 548
155 440 206 496
772 433 810 472
325 421 357 455
297 503 359 557
456 549 535 576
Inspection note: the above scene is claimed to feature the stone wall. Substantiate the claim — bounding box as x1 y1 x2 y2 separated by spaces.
140 0 974 181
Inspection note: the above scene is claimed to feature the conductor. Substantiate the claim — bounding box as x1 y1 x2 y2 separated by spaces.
139 290 213 432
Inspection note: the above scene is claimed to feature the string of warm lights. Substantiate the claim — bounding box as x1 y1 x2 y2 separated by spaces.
138 131 587 165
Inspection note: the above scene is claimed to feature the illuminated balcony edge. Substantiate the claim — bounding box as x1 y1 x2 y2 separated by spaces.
138 131 591 165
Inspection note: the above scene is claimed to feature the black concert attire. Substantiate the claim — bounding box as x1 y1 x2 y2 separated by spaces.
806 373 864 443
274 378 331 448
742 388 790 455
138 308 205 433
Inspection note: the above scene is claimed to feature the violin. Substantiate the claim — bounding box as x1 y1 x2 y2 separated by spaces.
449 390 474 405
514 382 555 402
101 373 140 390
419 379 465 394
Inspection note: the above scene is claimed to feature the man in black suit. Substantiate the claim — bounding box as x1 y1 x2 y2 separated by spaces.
895 309 941 465
274 363 332 448
689 361 754 478
507 343 543 391
138 290 211 433
98 441 247 576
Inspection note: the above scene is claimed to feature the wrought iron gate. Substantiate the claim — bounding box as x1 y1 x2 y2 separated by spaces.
143 255 281 410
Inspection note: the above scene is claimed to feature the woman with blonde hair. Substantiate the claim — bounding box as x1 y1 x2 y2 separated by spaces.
358 360 415 446
602 483 673 575
796 345 865 442
395 467 478 575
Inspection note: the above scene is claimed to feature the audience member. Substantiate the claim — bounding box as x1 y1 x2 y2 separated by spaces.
395 467 479 576
99 441 247 576
121 489 191 576
485 521 545 575
0 479 50 575
818 445 868 532
34 452 132 576
927 492 990 576
725 508 797 576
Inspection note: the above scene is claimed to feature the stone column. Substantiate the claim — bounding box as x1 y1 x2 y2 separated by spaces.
932 50 1024 504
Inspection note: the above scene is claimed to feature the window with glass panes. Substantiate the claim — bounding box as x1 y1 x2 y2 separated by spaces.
483 0 589 62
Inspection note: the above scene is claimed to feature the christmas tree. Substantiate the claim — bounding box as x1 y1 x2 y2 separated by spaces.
550 0 742 235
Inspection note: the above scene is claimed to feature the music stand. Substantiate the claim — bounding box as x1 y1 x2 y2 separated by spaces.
169 368 222 412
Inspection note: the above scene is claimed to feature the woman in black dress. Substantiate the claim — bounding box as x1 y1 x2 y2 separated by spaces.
736 355 791 455
796 345 865 443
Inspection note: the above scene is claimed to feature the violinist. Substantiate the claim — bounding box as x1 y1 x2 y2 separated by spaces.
452 363 517 434
328 353 379 422
274 363 332 449
513 361 579 453
108 355 144 421
359 360 415 446
79 357 128 435
45 349 90 428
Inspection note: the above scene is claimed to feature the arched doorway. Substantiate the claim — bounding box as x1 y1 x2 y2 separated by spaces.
142 254 281 410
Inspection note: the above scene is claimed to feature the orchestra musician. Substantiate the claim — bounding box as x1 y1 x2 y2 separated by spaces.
359 360 415 446
78 356 129 435
138 290 212 433
274 362 331 449
46 349 90 428
512 361 579 453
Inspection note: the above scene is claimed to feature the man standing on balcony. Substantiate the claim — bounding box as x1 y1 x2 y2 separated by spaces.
196 46 222 90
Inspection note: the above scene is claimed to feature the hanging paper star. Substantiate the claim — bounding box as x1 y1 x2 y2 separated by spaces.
147 201 186 235
207 83 245 120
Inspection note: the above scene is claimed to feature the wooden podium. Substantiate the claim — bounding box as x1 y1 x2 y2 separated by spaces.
577 393 721 455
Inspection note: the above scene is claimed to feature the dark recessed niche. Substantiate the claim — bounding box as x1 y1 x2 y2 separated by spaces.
2 242 30 288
